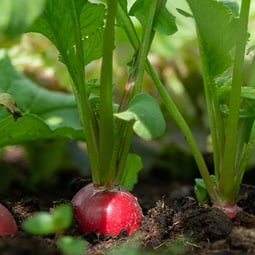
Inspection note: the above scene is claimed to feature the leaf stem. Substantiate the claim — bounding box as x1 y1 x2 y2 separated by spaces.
133 1 158 94
112 0 158 185
198 48 225 182
146 62 219 202
219 0 250 202
69 0 100 183
117 2 218 202
98 0 117 186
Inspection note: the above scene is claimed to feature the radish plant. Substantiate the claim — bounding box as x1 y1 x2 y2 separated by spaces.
22 203 86 255
185 0 253 217
26 0 176 235
118 0 254 218
176 0 254 218
115 0 254 218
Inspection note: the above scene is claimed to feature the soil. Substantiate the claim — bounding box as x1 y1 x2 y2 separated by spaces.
1 154 255 255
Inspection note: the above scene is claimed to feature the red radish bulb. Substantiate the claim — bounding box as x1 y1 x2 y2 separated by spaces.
0 203 17 236
71 183 143 235
213 203 242 219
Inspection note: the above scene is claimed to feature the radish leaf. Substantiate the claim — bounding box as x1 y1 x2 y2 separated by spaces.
129 0 177 35
57 236 86 255
0 0 45 41
0 51 83 147
22 212 55 234
115 93 166 140
187 0 239 77
121 153 143 190
30 0 105 66
22 204 73 235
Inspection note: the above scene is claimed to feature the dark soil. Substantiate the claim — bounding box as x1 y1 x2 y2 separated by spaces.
1 156 255 255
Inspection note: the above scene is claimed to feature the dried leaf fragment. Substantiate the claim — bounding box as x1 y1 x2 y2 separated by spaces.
0 93 22 121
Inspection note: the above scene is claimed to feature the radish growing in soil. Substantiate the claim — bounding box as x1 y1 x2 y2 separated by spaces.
118 0 255 218
72 184 143 235
0 203 17 236
31 0 168 235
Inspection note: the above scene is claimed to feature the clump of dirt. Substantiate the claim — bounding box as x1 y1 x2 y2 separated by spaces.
141 200 175 247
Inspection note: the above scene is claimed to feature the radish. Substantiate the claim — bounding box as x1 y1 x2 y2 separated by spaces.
30 0 162 237
71 183 143 235
213 203 243 219
0 203 18 236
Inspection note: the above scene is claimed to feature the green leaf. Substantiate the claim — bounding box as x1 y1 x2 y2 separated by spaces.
0 93 22 121
115 93 166 140
194 178 209 204
129 0 149 27
0 50 83 147
22 212 55 235
22 204 73 235
195 176 216 204
30 0 105 66
218 85 255 101
129 0 177 35
57 236 86 255
121 153 143 190
52 204 73 232
153 1 177 35
217 85 255 118
187 0 239 77
0 0 45 41
118 0 127 13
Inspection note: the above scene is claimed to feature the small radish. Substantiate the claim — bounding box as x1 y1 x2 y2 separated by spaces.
0 203 18 236
71 183 143 235
213 203 243 219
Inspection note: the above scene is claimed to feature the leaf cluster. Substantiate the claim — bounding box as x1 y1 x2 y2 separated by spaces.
22 203 86 255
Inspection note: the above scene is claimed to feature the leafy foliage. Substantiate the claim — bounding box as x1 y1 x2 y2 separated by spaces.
129 0 177 35
184 0 253 209
187 0 239 77
0 50 83 147
23 204 86 255
30 0 105 67
57 236 86 255
0 0 45 41
121 153 143 190
22 204 73 235
115 93 166 140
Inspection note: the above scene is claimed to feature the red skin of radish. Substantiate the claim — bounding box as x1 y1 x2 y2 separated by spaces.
0 203 17 236
71 183 143 235
213 203 243 219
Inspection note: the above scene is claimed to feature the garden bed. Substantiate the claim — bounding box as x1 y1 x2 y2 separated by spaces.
1 162 255 255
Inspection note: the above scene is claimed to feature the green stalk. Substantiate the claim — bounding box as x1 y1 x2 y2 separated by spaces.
69 1 100 183
132 0 158 95
198 50 225 181
117 3 139 51
188 4 225 184
98 0 117 186
117 2 218 202
112 0 158 184
219 0 250 202
146 62 219 202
